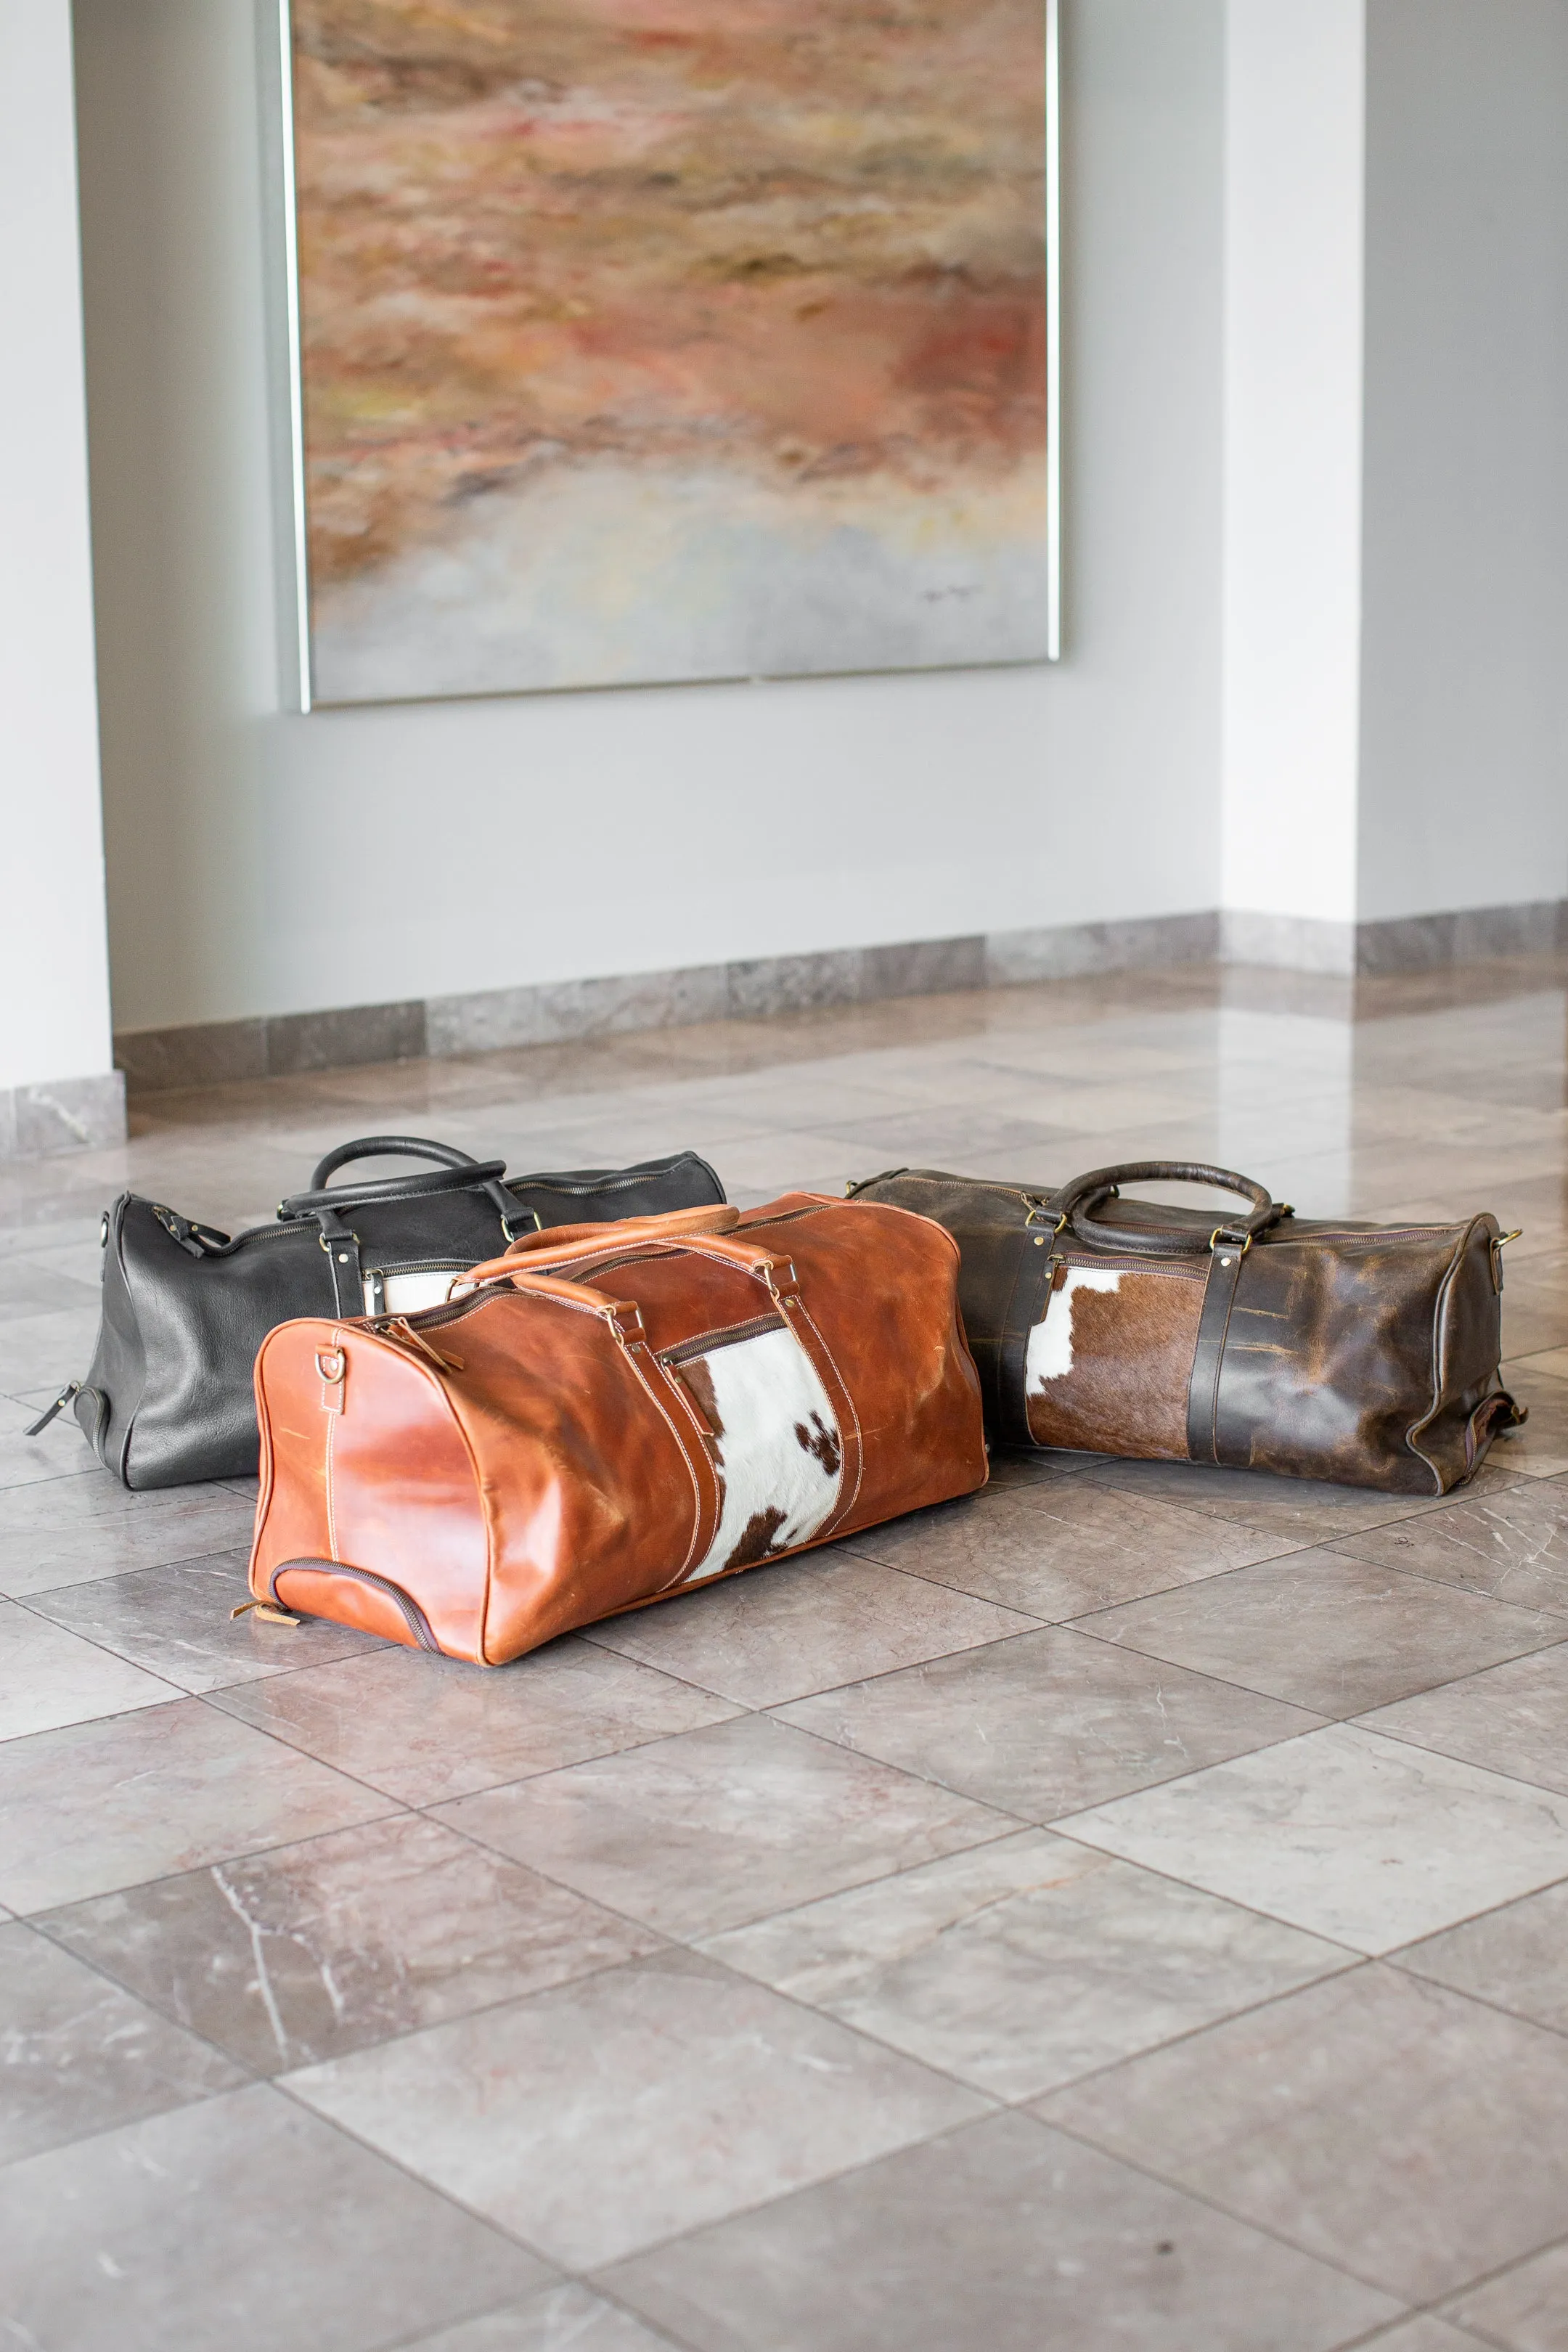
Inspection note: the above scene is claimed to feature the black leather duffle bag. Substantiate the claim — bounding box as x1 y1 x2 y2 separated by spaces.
36 1136 725 1489
851 1160 1523 1494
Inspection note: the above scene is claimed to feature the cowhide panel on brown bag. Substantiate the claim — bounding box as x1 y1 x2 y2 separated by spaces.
1026 1258 1206 1458
849 1161 1524 1494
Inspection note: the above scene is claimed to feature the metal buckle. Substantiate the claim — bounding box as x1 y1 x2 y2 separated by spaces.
1210 1226 1251 1258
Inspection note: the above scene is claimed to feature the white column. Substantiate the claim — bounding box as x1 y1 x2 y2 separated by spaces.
0 0 122 1156
1357 0 1568 941
1220 0 1367 973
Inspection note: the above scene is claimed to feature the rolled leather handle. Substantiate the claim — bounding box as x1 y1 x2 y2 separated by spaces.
460 1209 799 1299
1051 1161 1281 1259
502 1204 742 1259
499 1271 648 1327
282 1135 523 1233
307 1135 483 1191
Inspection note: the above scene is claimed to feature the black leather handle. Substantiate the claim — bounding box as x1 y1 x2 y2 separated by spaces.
1050 1161 1280 1259
281 1135 525 1238
278 1159 512 1220
308 1135 482 1191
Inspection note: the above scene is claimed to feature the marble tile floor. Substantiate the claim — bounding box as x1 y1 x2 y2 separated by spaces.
4 955 1568 2350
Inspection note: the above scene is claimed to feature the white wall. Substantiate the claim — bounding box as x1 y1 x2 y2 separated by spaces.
73 0 1225 1034
1357 0 1568 923
1220 0 1366 933
0 0 115 1091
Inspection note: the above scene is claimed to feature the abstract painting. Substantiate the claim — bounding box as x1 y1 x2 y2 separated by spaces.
285 0 1055 703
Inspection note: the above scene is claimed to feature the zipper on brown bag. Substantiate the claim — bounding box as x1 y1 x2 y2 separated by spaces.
379 1319 465 1371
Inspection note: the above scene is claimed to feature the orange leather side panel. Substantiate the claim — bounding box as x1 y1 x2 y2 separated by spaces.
252 1318 490 1662
250 1320 335 1593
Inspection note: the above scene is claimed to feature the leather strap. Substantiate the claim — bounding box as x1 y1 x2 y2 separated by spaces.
314 1204 365 1320
622 1341 724 1582
997 1231 1063 1447
498 1241 864 1543
489 1273 719 1583
1185 1241 1249 1463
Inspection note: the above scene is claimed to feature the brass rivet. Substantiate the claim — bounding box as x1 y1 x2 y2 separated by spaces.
1220 1256 1232 1266
1033 1236 1046 1246
338 1252 349 1263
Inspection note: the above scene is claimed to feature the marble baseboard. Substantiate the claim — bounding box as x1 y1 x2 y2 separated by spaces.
428 937 988 1058
115 1004 430 1095
987 911 1220 984
118 940 995 1090
1355 899 1567 973
1220 912 1359 976
112 898 1568 1095
0 1071 128 1161
1225 901 1567 976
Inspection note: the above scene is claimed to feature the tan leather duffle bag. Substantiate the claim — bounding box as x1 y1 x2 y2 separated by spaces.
245 1196 987 1664
851 1160 1523 1495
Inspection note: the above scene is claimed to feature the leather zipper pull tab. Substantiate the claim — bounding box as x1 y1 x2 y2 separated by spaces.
26 1383 79 1437
385 1320 465 1372
152 1205 207 1258
230 1598 302 1628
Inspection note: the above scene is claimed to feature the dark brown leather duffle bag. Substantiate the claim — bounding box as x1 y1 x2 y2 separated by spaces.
850 1161 1524 1494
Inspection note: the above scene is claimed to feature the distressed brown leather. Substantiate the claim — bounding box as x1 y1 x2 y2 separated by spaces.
850 1167 1524 1494
248 1193 987 1663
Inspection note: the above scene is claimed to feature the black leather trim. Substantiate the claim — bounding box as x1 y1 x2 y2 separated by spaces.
1185 1244 1249 1463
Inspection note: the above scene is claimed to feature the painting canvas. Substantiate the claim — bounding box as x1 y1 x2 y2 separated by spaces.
287 0 1053 703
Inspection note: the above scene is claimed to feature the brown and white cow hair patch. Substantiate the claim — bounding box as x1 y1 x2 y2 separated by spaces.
1025 1265 1124 1389
675 1326 844 1580
1024 1259 1206 1458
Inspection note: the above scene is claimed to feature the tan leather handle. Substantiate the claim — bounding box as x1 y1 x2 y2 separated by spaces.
497 1270 647 1335
503 1204 740 1258
461 1208 795 1298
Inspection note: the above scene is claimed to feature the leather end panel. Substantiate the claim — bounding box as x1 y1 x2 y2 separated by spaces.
271 1563 422 1649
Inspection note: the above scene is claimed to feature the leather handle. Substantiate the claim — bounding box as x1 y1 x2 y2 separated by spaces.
500 1271 649 1333
279 1158 513 1219
282 1135 527 1237
461 1214 795 1300
307 1135 482 1191
1051 1161 1281 1259
502 1204 742 1258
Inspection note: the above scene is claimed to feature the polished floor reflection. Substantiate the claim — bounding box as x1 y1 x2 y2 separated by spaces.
3 956 1567 2351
